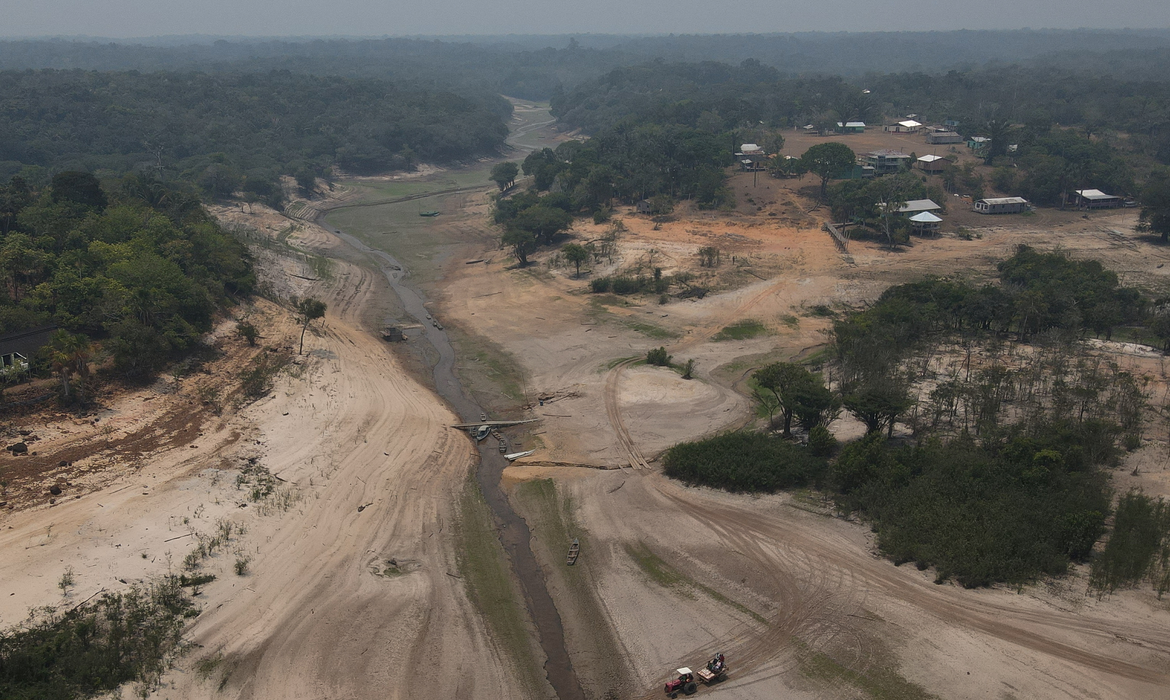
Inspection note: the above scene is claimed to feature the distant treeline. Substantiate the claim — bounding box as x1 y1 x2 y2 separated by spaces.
4 30 1170 96
0 70 511 195
551 60 870 134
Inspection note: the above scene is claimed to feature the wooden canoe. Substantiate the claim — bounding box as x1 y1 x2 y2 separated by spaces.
566 538 580 566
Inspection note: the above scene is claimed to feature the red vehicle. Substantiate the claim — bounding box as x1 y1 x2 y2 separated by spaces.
664 668 697 697
664 654 727 697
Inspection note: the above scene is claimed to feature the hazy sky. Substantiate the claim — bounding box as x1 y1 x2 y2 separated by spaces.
2 0 1168 38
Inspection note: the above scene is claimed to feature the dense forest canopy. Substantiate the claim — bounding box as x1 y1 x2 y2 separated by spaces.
0 171 253 378
0 70 511 193
551 60 867 134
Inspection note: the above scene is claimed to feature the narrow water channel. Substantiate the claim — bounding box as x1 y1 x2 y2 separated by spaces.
318 214 586 700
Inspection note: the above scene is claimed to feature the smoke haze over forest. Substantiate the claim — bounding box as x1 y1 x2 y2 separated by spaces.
3 0 1169 38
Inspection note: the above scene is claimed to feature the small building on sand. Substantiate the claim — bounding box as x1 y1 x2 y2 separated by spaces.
967 136 991 152
735 143 767 171
1071 189 1123 209
884 119 922 133
863 149 913 175
916 154 947 173
974 197 1030 214
0 324 58 374
927 131 963 145
909 211 943 235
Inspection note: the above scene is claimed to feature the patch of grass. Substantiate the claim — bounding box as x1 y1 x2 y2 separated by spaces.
798 649 936 700
625 320 680 340
456 481 544 696
602 356 639 372
453 330 526 405
781 314 800 329
807 304 836 318
623 541 767 623
511 479 632 698
624 542 687 588
238 349 292 401
713 319 769 342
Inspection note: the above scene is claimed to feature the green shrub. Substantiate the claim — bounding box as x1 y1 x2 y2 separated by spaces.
663 432 826 493
808 425 837 456
589 277 612 293
1091 491 1170 596
646 347 672 366
0 576 195 698
834 430 1110 587
713 319 768 341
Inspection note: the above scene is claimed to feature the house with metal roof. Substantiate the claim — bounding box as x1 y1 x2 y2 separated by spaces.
1071 189 1123 209
974 197 1030 214
885 119 922 133
836 121 866 133
893 199 943 214
927 130 963 145
916 154 947 174
909 211 943 235
863 149 912 175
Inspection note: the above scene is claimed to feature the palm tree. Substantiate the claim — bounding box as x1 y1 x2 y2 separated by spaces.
47 331 94 401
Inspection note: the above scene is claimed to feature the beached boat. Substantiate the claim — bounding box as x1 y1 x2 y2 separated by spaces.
504 450 535 461
472 425 491 441
566 538 580 566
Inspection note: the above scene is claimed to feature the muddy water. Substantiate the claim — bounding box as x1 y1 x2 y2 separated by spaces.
320 217 586 700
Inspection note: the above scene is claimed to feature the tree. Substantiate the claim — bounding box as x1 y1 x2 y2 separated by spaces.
491 162 520 191
801 143 856 199
843 379 912 437
512 205 573 245
982 118 1016 164
46 330 93 403
237 321 259 346
1138 169 1170 243
753 362 830 437
293 297 327 355
561 243 589 277
50 171 107 211
502 228 537 266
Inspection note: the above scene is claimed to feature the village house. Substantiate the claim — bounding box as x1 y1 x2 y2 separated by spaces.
884 119 922 133
836 121 866 134
967 136 991 153
927 130 963 145
0 324 57 377
974 197 1030 214
909 211 943 235
916 154 947 173
1071 189 1123 209
863 149 912 175
735 143 767 171
894 199 943 214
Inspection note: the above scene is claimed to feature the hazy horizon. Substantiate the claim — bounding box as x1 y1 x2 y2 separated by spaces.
3 1 1169 40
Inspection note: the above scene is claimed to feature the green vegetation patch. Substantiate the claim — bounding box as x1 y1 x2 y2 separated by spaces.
624 542 688 588
713 319 769 341
0 576 196 699
798 648 936 700
455 482 543 695
663 432 826 493
1090 491 1170 596
831 430 1111 588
